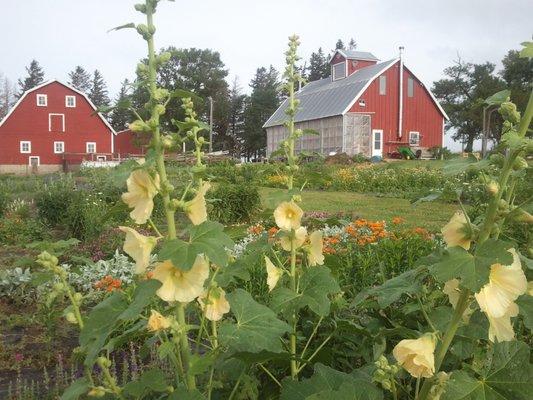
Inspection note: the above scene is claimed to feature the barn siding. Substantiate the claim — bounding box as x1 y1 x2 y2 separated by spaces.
0 81 113 168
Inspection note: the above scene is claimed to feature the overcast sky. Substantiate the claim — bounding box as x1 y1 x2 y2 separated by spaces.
2 0 531 150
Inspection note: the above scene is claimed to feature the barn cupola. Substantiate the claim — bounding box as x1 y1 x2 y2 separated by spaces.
330 50 379 81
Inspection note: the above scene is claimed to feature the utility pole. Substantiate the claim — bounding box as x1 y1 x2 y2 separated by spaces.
208 96 213 153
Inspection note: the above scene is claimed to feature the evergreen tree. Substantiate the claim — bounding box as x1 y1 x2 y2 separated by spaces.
68 66 91 93
17 59 45 97
243 66 280 160
335 39 345 50
226 77 247 155
307 47 329 81
110 79 133 131
89 70 110 108
348 38 357 50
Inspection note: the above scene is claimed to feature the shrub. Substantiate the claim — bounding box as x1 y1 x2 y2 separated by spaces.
35 176 77 226
0 214 48 245
0 190 8 217
208 183 261 224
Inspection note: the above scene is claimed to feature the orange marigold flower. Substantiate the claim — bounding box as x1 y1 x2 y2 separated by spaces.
267 226 279 238
392 217 404 225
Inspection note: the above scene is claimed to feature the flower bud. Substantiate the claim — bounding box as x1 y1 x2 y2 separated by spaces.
88 387 106 397
66 312 77 324
129 120 151 133
74 292 83 303
512 156 528 171
154 104 166 115
486 181 499 196
489 153 504 167
96 356 111 369
162 135 173 149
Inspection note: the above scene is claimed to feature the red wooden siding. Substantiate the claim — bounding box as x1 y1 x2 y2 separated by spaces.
347 59 377 75
114 129 147 156
0 81 113 166
348 61 444 155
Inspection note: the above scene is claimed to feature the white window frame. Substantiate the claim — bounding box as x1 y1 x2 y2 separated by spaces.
65 95 76 108
379 75 387 95
407 77 414 98
409 131 420 146
20 141 31 153
332 61 347 81
36 94 47 106
48 113 65 132
54 141 65 154
96 155 107 162
86 142 97 154
28 156 40 166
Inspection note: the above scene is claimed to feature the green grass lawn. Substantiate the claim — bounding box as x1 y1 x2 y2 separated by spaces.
260 187 457 231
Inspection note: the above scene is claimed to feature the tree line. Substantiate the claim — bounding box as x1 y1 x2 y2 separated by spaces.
0 38 530 157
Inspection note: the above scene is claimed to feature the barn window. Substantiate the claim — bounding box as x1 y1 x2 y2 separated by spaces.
86 142 96 154
54 141 65 154
409 131 420 145
65 96 76 108
36 94 47 106
332 62 346 81
29 156 40 167
379 75 387 95
408 77 414 97
20 141 31 153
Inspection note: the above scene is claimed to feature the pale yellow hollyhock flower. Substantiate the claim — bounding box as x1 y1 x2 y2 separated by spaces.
486 302 519 342
186 182 211 225
122 170 160 224
441 211 471 250
443 279 473 322
280 226 307 251
119 226 157 274
528 281 533 296
307 231 325 266
474 248 527 318
393 334 436 378
198 287 230 321
147 310 170 332
273 201 303 231
152 256 209 303
265 256 282 292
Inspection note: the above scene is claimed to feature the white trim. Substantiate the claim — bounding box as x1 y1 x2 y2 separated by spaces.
399 57 404 138
20 141 31 153
96 155 107 162
36 94 47 106
28 156 40 166
372 129 383 157
409 131 421 146
65 95 76 108
0 80 117 134
48 113 65 132
86 142 97 154
54 141 65 154
331 61 347 81
442 118 446 147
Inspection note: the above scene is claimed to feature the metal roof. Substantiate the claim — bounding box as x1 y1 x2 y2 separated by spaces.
337 50 379 61
263 59 397 128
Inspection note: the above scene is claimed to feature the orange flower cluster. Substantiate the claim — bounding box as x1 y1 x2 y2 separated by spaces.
392 216 405 225
323 235 340 254
94 275 122 292
344 219 388 245
267 226 279 238
412 227 430 239
248 224 265 235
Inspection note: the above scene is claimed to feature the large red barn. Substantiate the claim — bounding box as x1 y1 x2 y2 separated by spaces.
264 49 448 158
0 80 116 174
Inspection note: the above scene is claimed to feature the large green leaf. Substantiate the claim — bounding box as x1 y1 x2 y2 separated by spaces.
219 289 290 353
158 221 233 270
520 41 533 58
516 294 533 330
271 266 340 317
280 364 382 400
60 378 89 400
484 90 510 106
122 368 168 397
442 341 533 400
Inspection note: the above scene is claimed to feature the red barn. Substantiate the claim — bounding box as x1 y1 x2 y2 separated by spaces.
264 49 448 158
114 129 148 158
0 80 115 174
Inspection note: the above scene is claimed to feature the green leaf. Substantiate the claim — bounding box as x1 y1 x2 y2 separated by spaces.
271 266 340 317
442 341 533 400
122 368 168 397
519 41 533 58
484 90 510 106
280 364 382 400
474 240 513 271
108 22 136 32
158 221 233 270
157 341 175 360
516 294 533 330
219 289 290 353
442 156 478 176
118 279 161 320
60 378 89 400
167 388 206 399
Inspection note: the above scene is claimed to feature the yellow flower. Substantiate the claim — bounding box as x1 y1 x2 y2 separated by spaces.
441 211 471 250
273 201 303 231
186 182 211 225
474 248 527 318
280 226 307 251
147 309 170 332
486 302 519 342
265 256 282 292
443 279 473 322
152 257 209 303
198 287 230 321
122 170 160 224
393 334 436 378
528 281 533 296
119 226 157 274
307 231 325 266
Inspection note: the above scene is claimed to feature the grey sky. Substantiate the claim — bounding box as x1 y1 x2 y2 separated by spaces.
2 0 531 149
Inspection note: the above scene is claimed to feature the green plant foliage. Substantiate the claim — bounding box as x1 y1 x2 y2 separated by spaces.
208 182 261 224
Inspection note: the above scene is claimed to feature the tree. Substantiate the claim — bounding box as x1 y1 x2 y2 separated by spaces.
335 39 345 50
226 77 247 155
17 59 45 97
432 59 506 151
307 47 330 81
0 74 16 119
89 70 110 108
500 49 533 113
242 66 280 160
110 79 133 131
68 66 91 93
348 37 357 50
